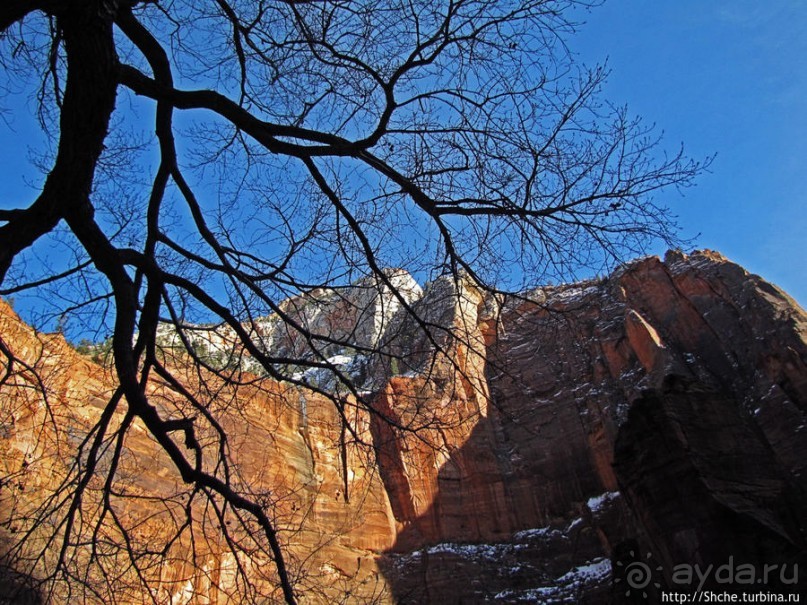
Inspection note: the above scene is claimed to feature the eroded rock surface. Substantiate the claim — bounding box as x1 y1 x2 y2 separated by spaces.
1 250 806 603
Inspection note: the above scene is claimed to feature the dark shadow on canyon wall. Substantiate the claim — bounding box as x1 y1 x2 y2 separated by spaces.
0 555 42 605
373 410 629 604
372 254 807 602
613 377 807 595
375 375 807 603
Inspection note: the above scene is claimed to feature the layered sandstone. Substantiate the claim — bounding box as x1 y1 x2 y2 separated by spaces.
1 250 806 603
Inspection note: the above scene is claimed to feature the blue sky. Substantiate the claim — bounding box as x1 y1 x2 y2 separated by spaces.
573 0 807 304
1 2 805 316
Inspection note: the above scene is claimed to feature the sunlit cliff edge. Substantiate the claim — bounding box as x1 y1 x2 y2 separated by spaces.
1 250 806 603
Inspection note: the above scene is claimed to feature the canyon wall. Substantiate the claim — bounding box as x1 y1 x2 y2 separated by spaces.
1 250 805 603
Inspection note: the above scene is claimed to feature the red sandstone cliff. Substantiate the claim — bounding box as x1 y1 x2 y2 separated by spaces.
1 250 806 603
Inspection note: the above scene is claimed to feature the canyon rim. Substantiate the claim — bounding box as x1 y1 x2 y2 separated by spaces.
1 250 806 603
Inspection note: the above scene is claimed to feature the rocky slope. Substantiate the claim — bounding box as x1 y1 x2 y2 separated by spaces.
1 250 806 603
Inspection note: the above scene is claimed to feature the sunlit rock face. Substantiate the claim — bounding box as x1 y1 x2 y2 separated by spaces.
1 251 806 603
380 250 807 602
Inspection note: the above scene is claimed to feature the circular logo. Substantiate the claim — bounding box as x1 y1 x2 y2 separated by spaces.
615 550 662 598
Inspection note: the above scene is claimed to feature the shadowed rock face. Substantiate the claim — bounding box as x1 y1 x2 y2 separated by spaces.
1 250 806 602
373 250 807 602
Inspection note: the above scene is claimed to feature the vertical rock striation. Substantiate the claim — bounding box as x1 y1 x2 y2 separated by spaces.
378 250 807 601
1 250 806 603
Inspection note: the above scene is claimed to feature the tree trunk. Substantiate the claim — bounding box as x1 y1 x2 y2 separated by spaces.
0 0 118 279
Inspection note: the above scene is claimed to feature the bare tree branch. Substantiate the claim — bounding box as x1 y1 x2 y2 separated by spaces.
0 1 709 602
